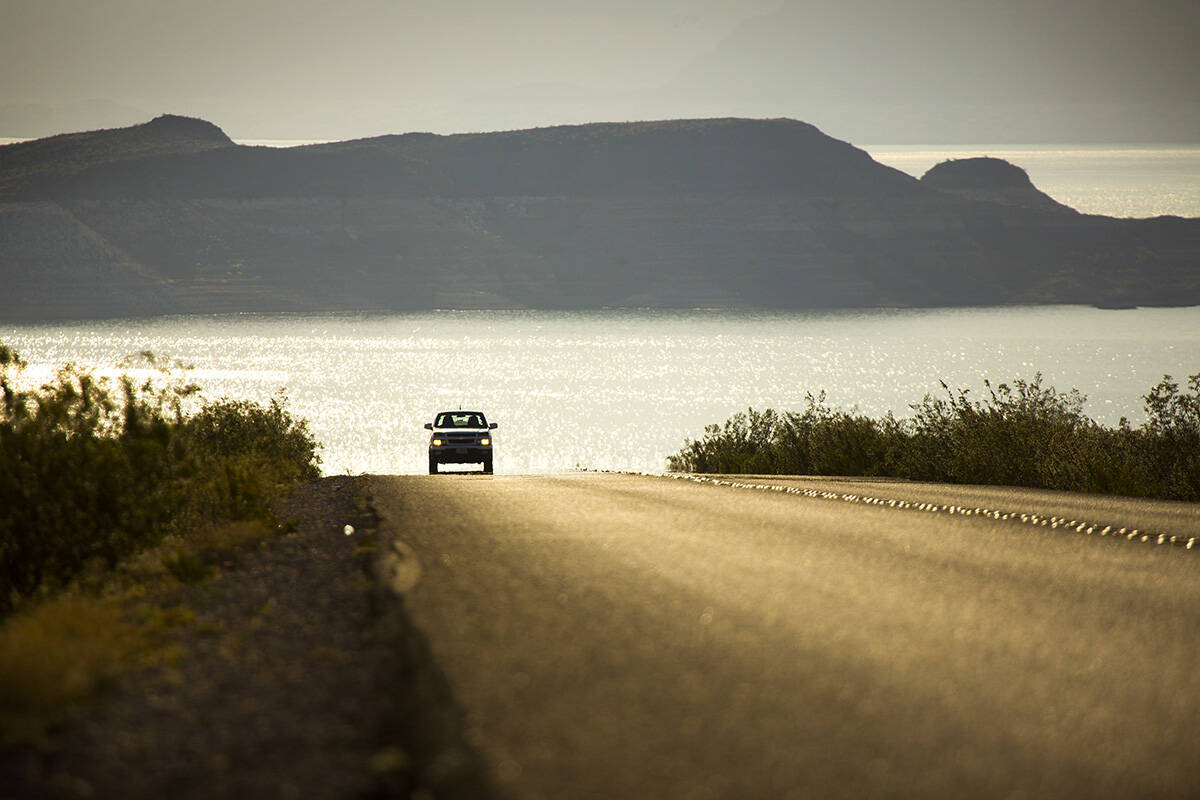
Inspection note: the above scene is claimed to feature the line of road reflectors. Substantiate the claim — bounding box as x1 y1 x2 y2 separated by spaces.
646 472 1196 552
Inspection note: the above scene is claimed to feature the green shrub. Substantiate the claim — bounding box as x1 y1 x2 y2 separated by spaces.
177 396 319 528
776 393 905 477
668 407 781 474
0 344 322 616
669 373 1200 502
184 395 320 485
161 552 213 585
1141 374 1200 499
900 376 1094 488
669 394 904 478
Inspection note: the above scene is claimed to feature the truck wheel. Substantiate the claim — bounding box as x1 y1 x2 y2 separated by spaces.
482 456 493 474
428 457 438 475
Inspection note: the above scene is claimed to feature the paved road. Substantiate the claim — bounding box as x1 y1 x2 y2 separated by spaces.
370 473 1200 800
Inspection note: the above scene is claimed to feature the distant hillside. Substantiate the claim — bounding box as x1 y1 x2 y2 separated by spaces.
0 116 1197 319
0 114 231 198
920 158 1075 213
4 117 913 201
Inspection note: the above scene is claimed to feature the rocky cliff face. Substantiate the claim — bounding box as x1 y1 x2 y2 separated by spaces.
0 116 1197 319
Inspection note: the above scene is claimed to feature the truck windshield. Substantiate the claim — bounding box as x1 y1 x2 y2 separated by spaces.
435 412 487 428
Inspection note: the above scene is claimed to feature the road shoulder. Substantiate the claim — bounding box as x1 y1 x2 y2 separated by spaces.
1 476 497 800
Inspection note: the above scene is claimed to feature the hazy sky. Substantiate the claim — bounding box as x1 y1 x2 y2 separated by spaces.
2 0 1197 143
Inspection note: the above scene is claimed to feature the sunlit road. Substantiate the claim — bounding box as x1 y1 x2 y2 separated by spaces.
370 473 1200 800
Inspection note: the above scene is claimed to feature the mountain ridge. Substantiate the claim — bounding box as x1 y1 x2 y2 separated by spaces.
0 115 1196 319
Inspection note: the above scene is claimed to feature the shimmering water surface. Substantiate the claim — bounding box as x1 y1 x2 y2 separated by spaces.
3 307 1197 475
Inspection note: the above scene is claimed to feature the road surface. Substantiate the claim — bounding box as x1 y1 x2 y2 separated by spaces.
369 473 1200 800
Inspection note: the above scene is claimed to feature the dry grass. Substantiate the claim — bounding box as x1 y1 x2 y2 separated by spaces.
159 521 280 584
0 520 284 745
189 521 280 560
0 595 139 745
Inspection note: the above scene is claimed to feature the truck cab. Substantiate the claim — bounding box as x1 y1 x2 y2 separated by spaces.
425 411 497 474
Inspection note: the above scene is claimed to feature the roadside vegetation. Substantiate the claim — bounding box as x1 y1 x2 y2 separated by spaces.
668 374 1200 503
0 343 321 743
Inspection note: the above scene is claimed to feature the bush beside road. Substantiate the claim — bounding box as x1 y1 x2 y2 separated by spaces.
670 373 1200 502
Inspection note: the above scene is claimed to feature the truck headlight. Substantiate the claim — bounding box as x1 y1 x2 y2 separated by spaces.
480 437 490 446
432 438 443 446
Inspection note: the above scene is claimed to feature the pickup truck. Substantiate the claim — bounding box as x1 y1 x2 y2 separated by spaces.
425 410 497 474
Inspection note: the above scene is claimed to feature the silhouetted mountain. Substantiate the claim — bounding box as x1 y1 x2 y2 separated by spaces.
0 116 1196 319
0 114 232 198
921 158 1075 213
5 118 912 201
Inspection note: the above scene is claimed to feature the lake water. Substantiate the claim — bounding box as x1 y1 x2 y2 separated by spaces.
2 307 1197 475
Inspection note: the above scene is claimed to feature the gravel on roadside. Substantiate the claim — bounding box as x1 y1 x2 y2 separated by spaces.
1 475 499 800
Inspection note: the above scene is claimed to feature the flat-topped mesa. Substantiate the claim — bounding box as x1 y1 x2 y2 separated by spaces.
920 157 1076 213
0 114 234 198
304 116 917 198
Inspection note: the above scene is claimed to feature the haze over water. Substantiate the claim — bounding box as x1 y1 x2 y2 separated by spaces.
3 307 1197 475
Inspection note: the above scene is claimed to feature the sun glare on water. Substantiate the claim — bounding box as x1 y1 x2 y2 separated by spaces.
3 306 1198 475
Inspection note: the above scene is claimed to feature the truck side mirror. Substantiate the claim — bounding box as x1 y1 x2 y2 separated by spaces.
489 422 498 429
424 423 433 430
